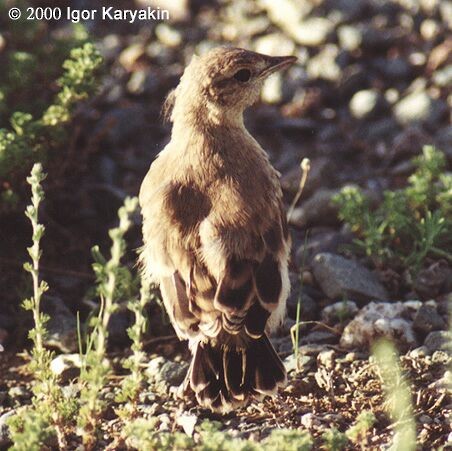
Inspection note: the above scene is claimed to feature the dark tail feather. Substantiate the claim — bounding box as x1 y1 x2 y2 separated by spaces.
188 335 286 412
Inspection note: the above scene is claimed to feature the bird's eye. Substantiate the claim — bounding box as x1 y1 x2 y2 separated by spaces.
233 69 251 82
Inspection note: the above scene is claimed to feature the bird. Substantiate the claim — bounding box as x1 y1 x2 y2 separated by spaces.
139 46 295 412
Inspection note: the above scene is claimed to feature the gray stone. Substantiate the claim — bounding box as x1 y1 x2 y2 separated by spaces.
301 330 338 345
0 411 14 447
287 273 319 322
160 360 189 386
349 89 381 119
292 18 334 46
321 301 358 324
340 301 421 350
413 305 446 335
375 57 411 81
296 229 354 264
42 296 77 353
289 189 340 228
338 25 362 51
50 354 82 379
312 253 389 301
394 91 433 124
155 24 182 48
307 45 341 81
424 331 452 354
146 357 188 387
281 156 334 199
433 65 452 88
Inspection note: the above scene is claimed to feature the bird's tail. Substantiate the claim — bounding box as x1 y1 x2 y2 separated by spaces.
188 334 286 412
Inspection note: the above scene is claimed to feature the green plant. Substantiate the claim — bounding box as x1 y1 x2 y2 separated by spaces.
334 146 452 276
115 282 151 418
125 418 195 450
262 428 313 451
345 410 376 448
291 232 309 371
322 427 348 451
372 339 416 451
0 35 102 211
7 164 74 450
77 197 139 448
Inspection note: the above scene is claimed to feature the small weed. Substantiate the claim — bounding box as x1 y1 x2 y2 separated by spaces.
334 145 452 279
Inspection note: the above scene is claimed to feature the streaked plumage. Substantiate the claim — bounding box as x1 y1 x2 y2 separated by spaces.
139 47 295 412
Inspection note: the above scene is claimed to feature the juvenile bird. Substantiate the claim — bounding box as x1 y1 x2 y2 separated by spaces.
139 47 295 412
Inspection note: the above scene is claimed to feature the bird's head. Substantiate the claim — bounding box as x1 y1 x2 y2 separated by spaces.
166 47 296 128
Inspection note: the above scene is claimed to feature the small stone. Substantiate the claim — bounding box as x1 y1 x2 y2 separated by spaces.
413 304 446 335
312 253 388 302
409 346 428 358
349 89 381 119
42 296 77 353
418 414 432 424
431 350 450 365
118 43 145 71
338 25 362 51
0 410 15 447
289 189 340 228
176 414 197 436
155 24 182 47
394 91 433 124
301 330 337 345
432 65 452 88
307 45 341 81
50 354 82 378
420 19 440 40
317 349 335 369
424 331 452 354
147 357 188 387
321 301 358 324
292 18 334 46
254 33 296 57
340 301 421 350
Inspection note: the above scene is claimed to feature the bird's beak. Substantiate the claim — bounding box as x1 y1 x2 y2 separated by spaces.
259 55 297 78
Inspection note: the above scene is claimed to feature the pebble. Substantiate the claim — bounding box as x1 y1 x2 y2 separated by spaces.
338 25 362 51
42 296 77 353
0 411 15 447
413 304 446 335
317 349 335 369
307 45 341 81
50 354 82 378
394 91 433 124
155 24 182 47
409 346 428 358
349 89 381 119
340 301 421 350
301 330 337 345
289 189 340 228
424 331 452 354
312 253 389 302
292 18 334 46
146 356 189 386
321 301 358 324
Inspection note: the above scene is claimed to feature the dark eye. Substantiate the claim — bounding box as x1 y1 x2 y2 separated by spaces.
233 69 251 82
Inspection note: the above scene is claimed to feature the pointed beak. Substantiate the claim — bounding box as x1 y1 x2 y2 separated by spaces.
259 55 297 78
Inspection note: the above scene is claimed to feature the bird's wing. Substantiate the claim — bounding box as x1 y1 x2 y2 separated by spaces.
208 206 291 339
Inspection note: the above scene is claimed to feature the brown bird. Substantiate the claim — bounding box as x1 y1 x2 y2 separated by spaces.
139 47 295 412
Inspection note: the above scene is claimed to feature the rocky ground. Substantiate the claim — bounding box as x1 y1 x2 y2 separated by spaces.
0 0 451 449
